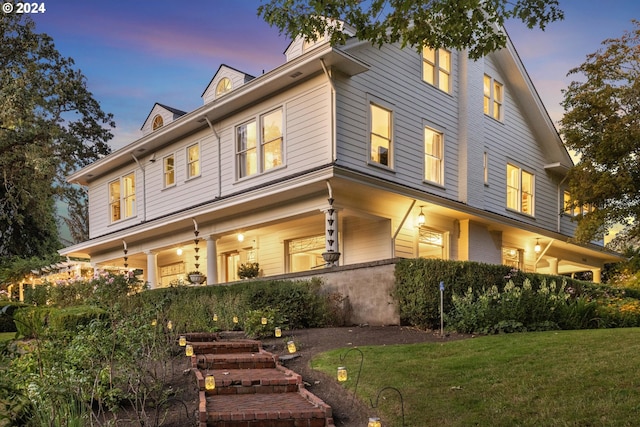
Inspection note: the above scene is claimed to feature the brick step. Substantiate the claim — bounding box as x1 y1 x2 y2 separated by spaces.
183 332 221 342
197 352 278 370
194 366 302 395
199 390 333 427
190 339 262 355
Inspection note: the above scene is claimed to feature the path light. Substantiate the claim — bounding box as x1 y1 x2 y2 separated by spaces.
205 374 215 390
287 340 297 353
261 317 267 325
179 336 186 347
275 327 282 338
369 387 405 427
367 417 381 427
167 320 173 330
337 366 348 382
185 345 194 357
340 347 364 404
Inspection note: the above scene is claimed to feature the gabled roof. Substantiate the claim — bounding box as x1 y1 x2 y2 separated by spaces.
140 102 187 131
201 64 255 101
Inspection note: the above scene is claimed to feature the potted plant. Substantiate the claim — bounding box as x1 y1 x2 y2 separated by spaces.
187 271 205 284
238 262 260 279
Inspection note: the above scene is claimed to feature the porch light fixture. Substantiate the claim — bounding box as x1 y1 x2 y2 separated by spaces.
367 417 381 427
185 345 194 357
337 366 348 382
178 336 186 347
177 248 183 256
417 206 426 226
237 233 245 242
287 340 297 353
205 374 215 390
535 239 541 254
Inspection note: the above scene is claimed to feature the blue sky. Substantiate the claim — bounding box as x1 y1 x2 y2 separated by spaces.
27 0 640 150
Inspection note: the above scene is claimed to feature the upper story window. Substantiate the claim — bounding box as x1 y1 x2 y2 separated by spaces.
370 103 392 168
563 191 594 217
216 77 232 97
422 47 451 93
152 114 163 131
187 143 200 179
507 164 534 215
109 172 135 223
483 151 489 185
484 74 503 120
424 126 444 185
163 154 175 188
236 107 284 179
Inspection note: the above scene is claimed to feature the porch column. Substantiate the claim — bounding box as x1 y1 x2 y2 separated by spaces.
19 283 24 302
547 257 559 275
592 268 602 284
206 236 218 285
145 250 158 289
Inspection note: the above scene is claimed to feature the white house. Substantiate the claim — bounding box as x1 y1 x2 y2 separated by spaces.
61 25 620 296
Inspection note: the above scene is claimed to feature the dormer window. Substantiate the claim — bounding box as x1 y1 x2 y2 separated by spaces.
216 77 232 97
152 114 163 131
303 33 326 51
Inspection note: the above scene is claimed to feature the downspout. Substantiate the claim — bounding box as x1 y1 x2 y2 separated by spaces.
204 116 222 198
392 200 418 258
130 153 146 222
320 59 337 162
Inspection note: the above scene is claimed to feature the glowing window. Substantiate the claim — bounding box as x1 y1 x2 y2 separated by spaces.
152 114 163 130
370 103 392 167
216 77 232 97
422 47 451 93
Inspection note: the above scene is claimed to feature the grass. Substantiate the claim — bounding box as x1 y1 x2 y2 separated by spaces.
0 332 15 342
311 328 640 426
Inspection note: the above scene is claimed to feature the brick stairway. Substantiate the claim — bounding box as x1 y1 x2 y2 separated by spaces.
184 332 335 427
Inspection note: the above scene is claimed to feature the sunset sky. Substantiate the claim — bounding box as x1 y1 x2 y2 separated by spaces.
26 0 640 150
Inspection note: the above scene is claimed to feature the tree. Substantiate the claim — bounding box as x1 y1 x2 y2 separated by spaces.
0 12 113 258
257 0 564 59
560 20 640 243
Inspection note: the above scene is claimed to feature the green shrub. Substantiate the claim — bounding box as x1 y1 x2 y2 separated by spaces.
0 302 27 332
13 306 52 338
48 306 107 337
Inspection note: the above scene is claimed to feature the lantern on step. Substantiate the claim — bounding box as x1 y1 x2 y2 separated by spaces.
151 319 157 326
287 340 297 354
205 374 215 390
179 336 186 347
213 313 218 322
337 366 347 382
167 320 173 330
367 417 381 427
275 327 282 338
185 345 193 357
261 317 267 325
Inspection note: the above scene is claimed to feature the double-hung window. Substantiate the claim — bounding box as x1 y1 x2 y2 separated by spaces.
163 154 175 188
109 172 135 223
422 47 451 93
370 103 392 167
236 107 283 179
506 164 534 215
187 143 200 179
484 74 503 120
424 127 444 185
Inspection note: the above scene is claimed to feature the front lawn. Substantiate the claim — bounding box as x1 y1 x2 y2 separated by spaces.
311 328 640 426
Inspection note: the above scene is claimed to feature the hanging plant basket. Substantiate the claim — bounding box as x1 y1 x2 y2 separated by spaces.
187 271 205 284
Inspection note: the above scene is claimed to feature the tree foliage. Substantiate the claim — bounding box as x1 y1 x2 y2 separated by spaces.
258 0 564 59
0 12 113 258
560 20 640 243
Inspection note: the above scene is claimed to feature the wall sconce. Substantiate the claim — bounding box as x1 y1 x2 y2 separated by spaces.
367 418 382 427
287 340 297 353
337 366 348 382
535 238 541 254
185 344 194 357
237 233 245 242
275 327 282 337
176 247 183 256
178 335 186 347
205 374 215 390
417 206 426 226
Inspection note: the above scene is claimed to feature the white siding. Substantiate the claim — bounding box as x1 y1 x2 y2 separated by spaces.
342 216 391 264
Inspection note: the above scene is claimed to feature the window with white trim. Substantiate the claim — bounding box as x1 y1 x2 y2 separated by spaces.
108 172 135 223
506 164 534 215
422 47 451 93
424 126 444 185
369 103 392 167
236 107 284 179
163 154 175 188
418 227 448 259
287 235 325 272
502 247 522 269
484 74 503 120
186 143 200 179
216 77 232 97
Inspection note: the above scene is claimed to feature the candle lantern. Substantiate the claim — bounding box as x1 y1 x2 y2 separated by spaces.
275 327 282 338
185 344 193 357
205 374 215 390
261 317 267 325
179 336 186 347
233 316 239 324
287 340 297 353
337 366 348 382
167 320 173 330
151 319 157 326
213 313 218 322
367 417 381 427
